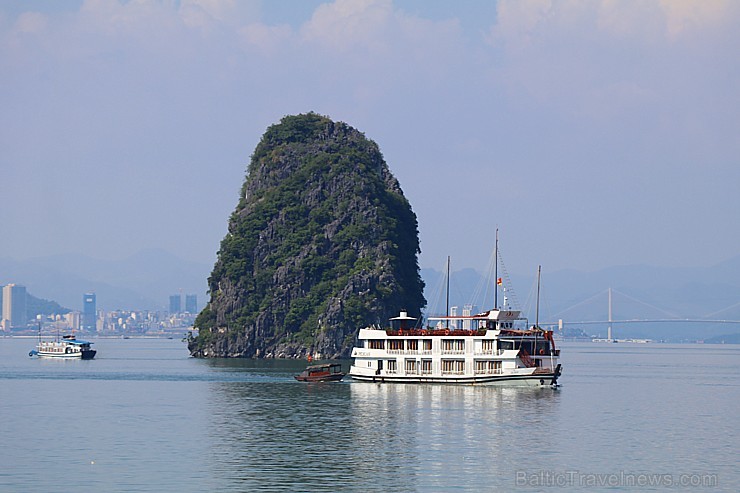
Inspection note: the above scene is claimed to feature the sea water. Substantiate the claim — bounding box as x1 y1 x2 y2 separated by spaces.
0 337 737 492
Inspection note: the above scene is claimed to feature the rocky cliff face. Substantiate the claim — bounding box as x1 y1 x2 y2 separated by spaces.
189 113 425 358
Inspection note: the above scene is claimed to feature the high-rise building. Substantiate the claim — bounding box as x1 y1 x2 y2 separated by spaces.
185 294 197 314
2 284 27 330
169 294 182 314
83 293 96 331
65 312 81 331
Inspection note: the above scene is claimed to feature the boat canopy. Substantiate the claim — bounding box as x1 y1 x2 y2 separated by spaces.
65 339 93 345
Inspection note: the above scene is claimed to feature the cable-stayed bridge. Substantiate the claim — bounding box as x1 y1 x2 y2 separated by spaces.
534 287 740 339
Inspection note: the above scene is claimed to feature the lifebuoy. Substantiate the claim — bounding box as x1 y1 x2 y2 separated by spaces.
444 329 450 336
539 349 545 355
65 347 71 354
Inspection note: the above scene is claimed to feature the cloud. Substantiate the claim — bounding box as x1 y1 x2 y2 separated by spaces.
301 0 393 53
0 0 738 271
14 11 48 33
658 0 735 38
486 0 740 121
239 22 292 53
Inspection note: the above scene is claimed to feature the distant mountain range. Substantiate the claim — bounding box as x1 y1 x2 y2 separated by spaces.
0 249 211 312
422 255 740 341
3 250 740 341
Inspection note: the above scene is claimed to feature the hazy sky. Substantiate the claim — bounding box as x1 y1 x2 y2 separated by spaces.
2 0 738 276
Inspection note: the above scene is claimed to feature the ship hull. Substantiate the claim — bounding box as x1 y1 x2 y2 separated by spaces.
349 368 559 386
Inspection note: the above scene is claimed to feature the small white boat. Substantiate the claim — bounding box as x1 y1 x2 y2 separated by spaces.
29 334 97 360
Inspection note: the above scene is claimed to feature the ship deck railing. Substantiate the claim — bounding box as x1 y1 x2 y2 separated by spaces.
475 349 506 356
386 349 434 355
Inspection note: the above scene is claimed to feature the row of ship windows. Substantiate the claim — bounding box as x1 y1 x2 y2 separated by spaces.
380 359 503 373
368 339 491 351
367 339 551 354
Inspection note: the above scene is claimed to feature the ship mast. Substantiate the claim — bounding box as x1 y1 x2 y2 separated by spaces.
446 256 450 329
535 265 541 329
494 229 499 309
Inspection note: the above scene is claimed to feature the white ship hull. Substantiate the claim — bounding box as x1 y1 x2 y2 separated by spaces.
348 368 560 386
37 351 85 359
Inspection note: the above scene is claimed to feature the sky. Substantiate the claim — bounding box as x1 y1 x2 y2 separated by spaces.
1 0 739 277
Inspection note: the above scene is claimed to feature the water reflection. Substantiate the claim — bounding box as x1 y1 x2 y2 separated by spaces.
204 359 355 492
204 366 561 492
348 383 562 491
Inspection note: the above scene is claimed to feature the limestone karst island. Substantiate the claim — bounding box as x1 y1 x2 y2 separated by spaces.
188 113 426 359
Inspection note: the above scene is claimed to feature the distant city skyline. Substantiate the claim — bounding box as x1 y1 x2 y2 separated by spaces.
1 1 739 277
0 278 200 330
169 293 199 315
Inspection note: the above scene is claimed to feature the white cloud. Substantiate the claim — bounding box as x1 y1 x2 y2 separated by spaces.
1 0 738 270
14 11 48 33
179 0 260 31
487 0 740 120
301 0 394 53
239 22 293 53
659 0 735 39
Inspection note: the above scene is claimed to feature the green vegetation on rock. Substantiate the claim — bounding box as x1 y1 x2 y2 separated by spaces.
189 113 425 358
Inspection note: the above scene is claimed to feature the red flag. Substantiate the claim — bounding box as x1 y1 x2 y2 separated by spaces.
496 278 503 285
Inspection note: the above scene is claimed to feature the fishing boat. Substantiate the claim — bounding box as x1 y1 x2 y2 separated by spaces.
349 234 561 386
29 334 97 360
294 363 345 382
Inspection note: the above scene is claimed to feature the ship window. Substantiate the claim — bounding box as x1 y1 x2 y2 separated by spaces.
387 359 397 372
498 339 550 355
406 340 418 351
421 359 432 374
442 339 465 352
499 340 514 350
474 360 502 374
368 340 385 349
441 359 465 374
422 339 432 351
388 340 403 351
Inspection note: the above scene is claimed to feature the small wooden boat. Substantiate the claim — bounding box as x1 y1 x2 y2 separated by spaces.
294 363 345 382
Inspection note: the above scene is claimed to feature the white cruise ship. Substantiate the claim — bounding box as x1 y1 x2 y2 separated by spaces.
349 310 561 386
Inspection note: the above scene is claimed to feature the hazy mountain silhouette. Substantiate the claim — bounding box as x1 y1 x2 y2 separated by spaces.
0 249 209 312
422 255 740 341
3 249 739 341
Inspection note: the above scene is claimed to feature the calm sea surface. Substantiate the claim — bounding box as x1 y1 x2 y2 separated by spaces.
0 337 738 492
